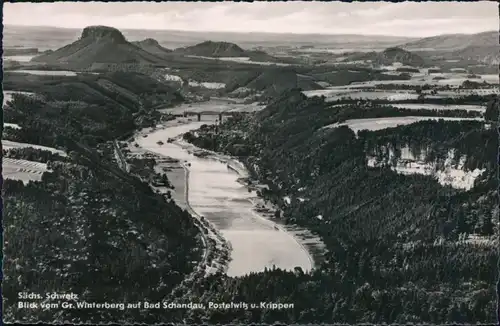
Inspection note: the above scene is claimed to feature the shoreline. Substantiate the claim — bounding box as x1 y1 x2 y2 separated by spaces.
214 156 316 271
123 123 232 282
173 137 317 272
180 161 232 276
132 115 318 274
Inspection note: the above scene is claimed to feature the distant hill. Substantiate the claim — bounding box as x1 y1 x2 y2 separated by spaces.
132 38 172 57
247 70 322 92
377 47 425 66
31 26 167 68
4 24 415 51
400 31 498 66
454 45 499 65
401 31 497 51
226 69 323 99
4 70 183 113
3 48 39 56
173 40 285 65
346 47 425 67
174 40 247 57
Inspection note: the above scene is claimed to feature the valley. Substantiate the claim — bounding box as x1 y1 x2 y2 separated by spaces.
2 3 499 324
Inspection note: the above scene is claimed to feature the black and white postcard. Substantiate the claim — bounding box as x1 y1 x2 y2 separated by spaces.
2 1 499 324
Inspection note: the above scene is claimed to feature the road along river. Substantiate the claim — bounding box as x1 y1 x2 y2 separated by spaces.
134 120 314 277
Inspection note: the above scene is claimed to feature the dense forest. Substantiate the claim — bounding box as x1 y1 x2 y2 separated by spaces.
325 93 498 108
3 62 498 323
181 89 498 324
4 22 499 324
3 147 68 163
3 156 203 323
3 71 183 147
2 73 205 323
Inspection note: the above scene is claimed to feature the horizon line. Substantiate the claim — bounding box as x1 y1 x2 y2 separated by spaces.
4 24 496 39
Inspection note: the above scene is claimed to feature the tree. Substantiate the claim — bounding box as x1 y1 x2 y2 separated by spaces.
484 98 498 121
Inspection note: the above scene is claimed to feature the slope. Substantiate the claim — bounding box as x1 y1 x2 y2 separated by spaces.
400 31 499 66
181 90 497 324
132 38 173 58
346 47 425 66
453 44 500 65
31 26 167 68
225 68 323 97
401 31 497 51
174 40 247 57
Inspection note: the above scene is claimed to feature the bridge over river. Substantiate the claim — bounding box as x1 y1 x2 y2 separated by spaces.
166 109 254 122
159 98 265 121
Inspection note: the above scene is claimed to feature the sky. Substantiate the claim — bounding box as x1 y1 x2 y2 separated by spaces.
3 1 499 37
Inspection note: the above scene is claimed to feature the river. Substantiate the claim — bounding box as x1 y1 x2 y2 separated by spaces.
134 121 313 277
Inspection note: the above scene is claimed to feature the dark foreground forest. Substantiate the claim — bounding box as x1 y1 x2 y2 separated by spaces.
180 90 498 324
2 68 498 323
2 73 204 323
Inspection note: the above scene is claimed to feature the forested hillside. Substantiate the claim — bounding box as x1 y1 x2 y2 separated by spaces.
4 20 499 325
30 26 167 68
132 38 173 58
3 73 201 323
3 158 202 323
3 72 183 147
401 31 499 67
181 90 498 324
345 47 425 66
174 41 247 57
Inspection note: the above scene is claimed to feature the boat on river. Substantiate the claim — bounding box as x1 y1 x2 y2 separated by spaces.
226 163 238 173
194 150 210 158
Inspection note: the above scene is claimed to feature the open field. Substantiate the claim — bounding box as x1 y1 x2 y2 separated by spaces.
3 157 48 183
325 116 484 133
2 140 67 156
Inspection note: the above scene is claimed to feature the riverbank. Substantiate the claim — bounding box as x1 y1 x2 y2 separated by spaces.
123 120 231 279
128 103 317 275
180 161 233 276
173 136 322 270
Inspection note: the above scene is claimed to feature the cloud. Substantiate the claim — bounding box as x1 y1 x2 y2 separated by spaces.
3 2 498 37
355 4 401 17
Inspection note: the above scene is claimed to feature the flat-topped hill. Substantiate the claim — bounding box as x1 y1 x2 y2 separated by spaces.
174 41 247 57
31 26 166 68
132 38 173 57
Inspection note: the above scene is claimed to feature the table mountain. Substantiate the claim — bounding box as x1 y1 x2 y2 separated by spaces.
132 38 173 58
31 26 166 68
174 40 247 57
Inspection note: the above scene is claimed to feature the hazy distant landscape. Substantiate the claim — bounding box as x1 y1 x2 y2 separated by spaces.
3 24 416 50
2 2 499 324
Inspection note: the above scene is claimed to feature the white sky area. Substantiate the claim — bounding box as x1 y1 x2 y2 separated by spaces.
4 2 498 37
